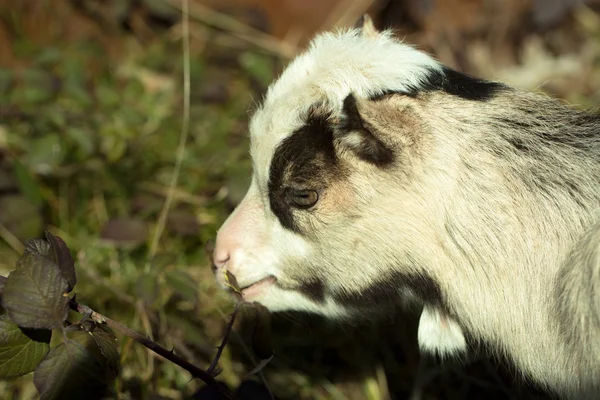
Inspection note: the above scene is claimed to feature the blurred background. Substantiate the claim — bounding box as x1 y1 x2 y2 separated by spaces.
1 0 599 399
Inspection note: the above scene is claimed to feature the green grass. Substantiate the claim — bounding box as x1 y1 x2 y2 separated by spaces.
0 10 270 398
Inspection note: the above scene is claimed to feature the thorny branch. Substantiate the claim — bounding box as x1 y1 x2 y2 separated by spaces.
207 301 248 376
69 297 234 400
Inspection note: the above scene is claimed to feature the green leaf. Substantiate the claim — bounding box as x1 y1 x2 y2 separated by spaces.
26 134 66 175
165 270 198 303
0 314 51 378
12 160 44 206
66 126 95 158
238 52 274 88
135 273 159 306
2 251 70 329
45 232 76 292
95 85 120 109
33 339 108 400
99 133 127 163
62 80 92 108
34 47 62 67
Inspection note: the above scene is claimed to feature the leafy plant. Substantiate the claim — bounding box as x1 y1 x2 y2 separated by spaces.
0 232 272 400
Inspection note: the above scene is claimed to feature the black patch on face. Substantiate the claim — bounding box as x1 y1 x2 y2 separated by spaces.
339 94 395 167
381 67 506 102
297 278 326 303
331 270 446 314
268 107 340 233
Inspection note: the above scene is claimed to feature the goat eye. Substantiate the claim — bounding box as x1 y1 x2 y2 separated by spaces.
286 188 319 209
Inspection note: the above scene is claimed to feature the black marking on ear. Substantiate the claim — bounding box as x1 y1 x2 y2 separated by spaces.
380 67 506 102
268 107 340 233
298 278 326 303
339 94 395 167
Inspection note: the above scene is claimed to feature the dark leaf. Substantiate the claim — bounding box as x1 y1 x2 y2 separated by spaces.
0 314 51 378
89 327 120 379
45 232 76 292
23 234 76 292
251 303 273 360
2 252 70 329
199 81 230 104
100 217 148 248
33 339 108 400
166 210 201 237
24 238 51 257
70 327 120 380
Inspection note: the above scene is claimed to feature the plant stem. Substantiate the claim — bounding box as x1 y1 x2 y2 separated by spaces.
207 301 247 375
68 297 233 400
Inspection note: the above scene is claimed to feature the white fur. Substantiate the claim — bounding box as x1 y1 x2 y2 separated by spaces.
249 28 440 185
418 307 467 357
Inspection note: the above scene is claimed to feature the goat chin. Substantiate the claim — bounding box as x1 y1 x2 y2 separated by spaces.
213 15 600 399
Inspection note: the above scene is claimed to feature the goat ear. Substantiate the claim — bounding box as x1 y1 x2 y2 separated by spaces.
336 94 395 167
353 14 379 39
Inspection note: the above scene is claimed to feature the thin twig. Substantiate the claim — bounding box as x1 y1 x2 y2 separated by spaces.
147 0 192 264
139 181 208 207
69 297 233 400
207 301 246 376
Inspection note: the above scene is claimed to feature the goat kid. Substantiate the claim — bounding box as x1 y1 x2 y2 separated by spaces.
213 16 600 399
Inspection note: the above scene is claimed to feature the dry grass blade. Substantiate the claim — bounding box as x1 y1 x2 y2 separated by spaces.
167 0 298 58
147 0 192 264
0 223 24 254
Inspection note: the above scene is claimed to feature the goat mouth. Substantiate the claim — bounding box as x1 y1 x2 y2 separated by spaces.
240 276 277 298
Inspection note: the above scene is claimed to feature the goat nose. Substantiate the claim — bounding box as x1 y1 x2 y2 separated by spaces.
212 240 231 271
213 251 229 271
